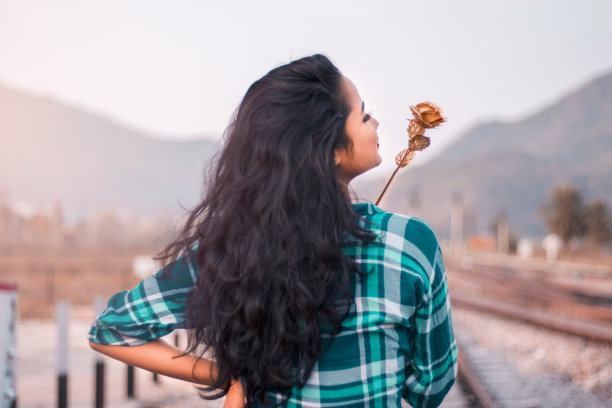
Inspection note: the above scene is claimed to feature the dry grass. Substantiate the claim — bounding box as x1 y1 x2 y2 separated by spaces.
0 247 154 318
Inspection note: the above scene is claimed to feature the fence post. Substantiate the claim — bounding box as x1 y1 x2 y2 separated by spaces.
93 297 105 408
126 365 135 399
0 283 17 408
57 301 70 408
95 362 104 408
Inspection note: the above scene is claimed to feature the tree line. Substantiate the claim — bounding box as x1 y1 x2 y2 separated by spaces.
542 185 612 250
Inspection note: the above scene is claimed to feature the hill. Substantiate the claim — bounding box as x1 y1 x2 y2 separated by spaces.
0 84 219 217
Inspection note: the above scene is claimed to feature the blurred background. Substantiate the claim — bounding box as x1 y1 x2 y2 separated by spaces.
0 1 611 407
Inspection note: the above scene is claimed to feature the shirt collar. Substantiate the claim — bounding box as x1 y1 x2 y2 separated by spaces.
351 202 382 216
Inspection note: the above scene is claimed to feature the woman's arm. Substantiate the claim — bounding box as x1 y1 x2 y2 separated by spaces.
89 338 216 385
89 339 246 407
88 252 246 407
88 254 199 346
87 252 215 383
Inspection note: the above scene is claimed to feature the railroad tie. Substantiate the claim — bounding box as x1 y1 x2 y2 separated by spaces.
455 327 542 408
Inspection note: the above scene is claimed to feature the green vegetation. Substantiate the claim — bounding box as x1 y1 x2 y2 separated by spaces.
542 185 611 249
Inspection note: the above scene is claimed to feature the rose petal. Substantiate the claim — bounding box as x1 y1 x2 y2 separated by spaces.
411 102 446 128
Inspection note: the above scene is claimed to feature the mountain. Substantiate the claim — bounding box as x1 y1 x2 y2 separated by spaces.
0 84 219 217
2 72 610 237
354 72 612 239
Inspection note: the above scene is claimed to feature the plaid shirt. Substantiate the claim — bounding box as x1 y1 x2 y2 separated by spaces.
89 203 457 407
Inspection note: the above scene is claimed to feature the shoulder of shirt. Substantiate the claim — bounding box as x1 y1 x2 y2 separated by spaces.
351 202 440 252
352 202 436 233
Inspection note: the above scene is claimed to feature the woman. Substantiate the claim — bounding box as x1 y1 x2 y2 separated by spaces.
89 54 457 407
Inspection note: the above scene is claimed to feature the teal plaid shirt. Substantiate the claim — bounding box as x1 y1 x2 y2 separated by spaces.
89 203 457 407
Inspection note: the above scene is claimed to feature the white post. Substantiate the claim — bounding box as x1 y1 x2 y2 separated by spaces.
0 283 17 408
543 234 562 263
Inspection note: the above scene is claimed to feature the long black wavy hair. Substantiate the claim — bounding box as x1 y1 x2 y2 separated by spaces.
159 54 375 406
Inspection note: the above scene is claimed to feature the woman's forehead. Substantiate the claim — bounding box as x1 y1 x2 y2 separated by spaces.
341 76 363 109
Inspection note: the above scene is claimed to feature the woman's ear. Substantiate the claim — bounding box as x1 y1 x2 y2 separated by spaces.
334 148 346 167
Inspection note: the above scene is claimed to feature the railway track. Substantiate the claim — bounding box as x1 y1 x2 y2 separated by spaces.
450 306 612 408
444 256 612 344
453 329 543 408
429 255 612 407
412 324 549 408
447 251 612 280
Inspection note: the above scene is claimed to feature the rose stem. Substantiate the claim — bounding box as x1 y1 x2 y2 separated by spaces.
375 164 401 206
375 145 414 208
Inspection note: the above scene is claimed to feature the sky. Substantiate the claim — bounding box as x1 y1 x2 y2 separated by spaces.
1 0 611 179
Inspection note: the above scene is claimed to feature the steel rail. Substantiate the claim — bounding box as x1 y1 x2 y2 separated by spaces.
456 347 499 408
451 291 612 343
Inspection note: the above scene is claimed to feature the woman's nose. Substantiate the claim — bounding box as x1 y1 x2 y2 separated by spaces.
372 117 380 130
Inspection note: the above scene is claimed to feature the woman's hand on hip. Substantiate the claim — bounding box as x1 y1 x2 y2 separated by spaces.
223 380 246 408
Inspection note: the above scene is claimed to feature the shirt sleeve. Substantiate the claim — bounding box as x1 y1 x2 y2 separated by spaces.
88 251 198 346
402 221 458 408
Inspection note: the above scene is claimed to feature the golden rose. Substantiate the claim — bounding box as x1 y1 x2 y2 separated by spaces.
375 101 447 206
409 102 445 128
